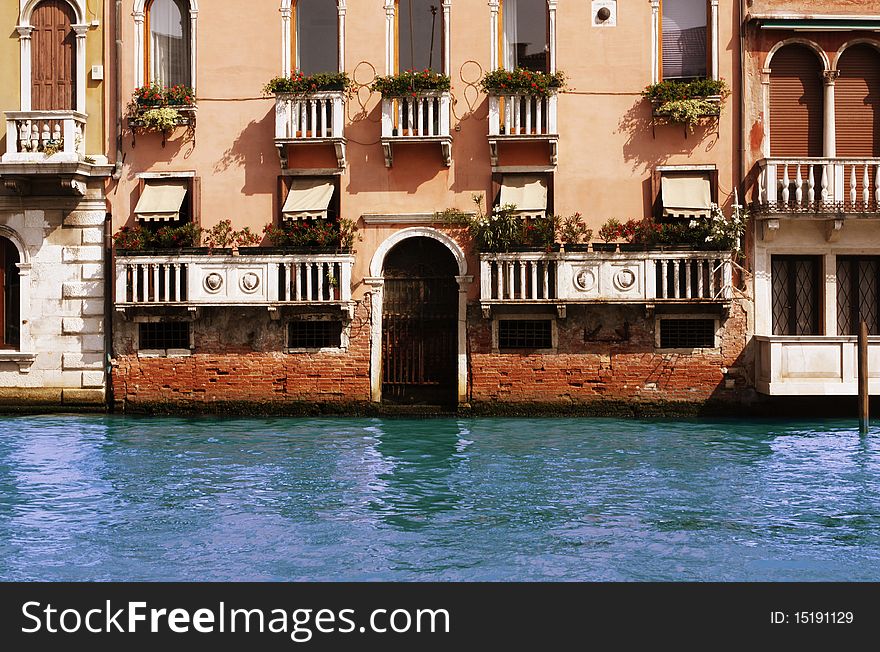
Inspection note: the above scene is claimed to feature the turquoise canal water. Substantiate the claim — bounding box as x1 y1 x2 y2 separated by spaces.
0 415 878 581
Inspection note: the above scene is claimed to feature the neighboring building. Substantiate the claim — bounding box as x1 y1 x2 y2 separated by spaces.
744 1 880 396
0 0 112 409
107 0 753 413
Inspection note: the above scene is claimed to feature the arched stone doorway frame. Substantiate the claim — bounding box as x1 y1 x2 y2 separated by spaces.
367 227 472 405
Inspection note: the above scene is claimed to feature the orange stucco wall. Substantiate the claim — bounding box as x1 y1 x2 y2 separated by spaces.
110 0 741 301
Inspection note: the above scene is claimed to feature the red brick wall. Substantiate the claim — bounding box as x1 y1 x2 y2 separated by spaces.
468 302 750 406
112 304 371 411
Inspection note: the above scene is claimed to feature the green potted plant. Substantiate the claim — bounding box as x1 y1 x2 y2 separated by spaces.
128 84 197 133
263 71 351 95
439 195 558 253
559 212 592 252
480 68 566 97
241 218 358 255
643 78 729 130
113 222 204 255
594 218 621 252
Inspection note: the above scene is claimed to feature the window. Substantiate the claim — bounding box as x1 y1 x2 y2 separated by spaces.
288 320 342 349
138 322 191 351
280 177 337 223
654 167 716 219
146 0 191 87
658 318 715 349
294 0 338 75
772 256 820 336
661 0 708 80
498 319 553 350
769 44 824 158
396 0 443 72
135 175 196 225
496 173 551 219
837 256 880 335
0 238 21 350
500 0 548 72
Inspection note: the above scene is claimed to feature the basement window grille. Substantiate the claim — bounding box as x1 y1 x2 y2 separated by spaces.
659 318 716 349
288 320 342 349
138 322 191 350
498 319 553 350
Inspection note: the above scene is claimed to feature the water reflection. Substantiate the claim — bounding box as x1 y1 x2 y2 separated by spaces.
368 419 467 530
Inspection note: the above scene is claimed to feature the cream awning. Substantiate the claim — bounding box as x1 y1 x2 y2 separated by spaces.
499 175 548 213
662 174 712 218
134 180 189 222
282 179 335 220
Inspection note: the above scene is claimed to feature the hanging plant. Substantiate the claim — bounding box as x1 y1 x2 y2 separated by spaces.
136 107 183 132
644 78 729 129
480 68 566 97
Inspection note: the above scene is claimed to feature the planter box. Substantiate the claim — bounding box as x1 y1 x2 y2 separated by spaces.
592 243 618 253
116 247 230 256
561 243 591 252
238 246 351 255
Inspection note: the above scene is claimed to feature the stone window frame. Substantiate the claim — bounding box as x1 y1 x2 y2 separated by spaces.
17 0 91 113
286 313 350 354
132 315 194 358
280 0 346 76
133 0 199 90
654 313 720 351
385 0 451 76
650 0 719 84
0 225 35 371
488 0 557 73
491 312 558 354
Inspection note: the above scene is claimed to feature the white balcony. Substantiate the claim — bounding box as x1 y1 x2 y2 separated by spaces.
755 157 880 215
487 93 558 166
480 250 733 313
115 253 354 312
756 335 880 395
3 110 87 163
274 92 346 168
380 91 451 167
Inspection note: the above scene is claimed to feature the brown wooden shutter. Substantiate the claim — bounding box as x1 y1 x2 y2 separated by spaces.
770 45 824 157
31 0 76 111
835 45 880 157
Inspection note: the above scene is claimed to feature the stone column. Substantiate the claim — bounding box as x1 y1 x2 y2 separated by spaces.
133 11 144 87
455 275 474 406
17 26 33 111
280 4 292 76
823 70 839 158
488 0 499 71
365 277 385 403
337 2 346 72
547 0 557 74
73 25 89 114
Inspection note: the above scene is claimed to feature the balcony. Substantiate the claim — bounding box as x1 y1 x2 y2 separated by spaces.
380 91 451 167
754 157 880 216
756 335 880 395
1 111 111 184
274 92 346 168
479 250 733 315
488 93 558 166
115 253 354 314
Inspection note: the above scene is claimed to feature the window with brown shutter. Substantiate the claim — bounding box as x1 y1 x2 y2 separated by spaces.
835 44 880 158
769 45 824 157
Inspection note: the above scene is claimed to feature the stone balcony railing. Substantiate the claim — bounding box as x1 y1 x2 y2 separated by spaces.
274 91 346 167
479 250 734 312
755 157 880 215
3 110 86 163
756 335 880 396
115 253 354 311
488 93 558 166
380 91 451 167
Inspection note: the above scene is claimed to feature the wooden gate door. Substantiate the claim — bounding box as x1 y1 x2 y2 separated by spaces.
31 0 77 111
381 238 459 405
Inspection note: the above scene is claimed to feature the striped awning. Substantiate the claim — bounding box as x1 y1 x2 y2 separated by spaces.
499 175 548 213
282 179 334 221
662 174 712 218
134 180 188 222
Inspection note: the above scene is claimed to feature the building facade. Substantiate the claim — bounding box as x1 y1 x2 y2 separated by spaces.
743 0 880 397
105 0 751 413
0 0 112 409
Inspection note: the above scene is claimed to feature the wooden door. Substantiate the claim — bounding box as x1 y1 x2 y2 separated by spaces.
31 0 77 111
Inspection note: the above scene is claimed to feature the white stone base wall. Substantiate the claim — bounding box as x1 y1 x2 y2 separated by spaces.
0 190 106 408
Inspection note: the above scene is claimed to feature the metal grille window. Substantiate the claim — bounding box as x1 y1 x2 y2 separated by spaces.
288 320 342 349
837 256 880 335
498 319 553 350
771 256 820 336
659 318 715 349
138 322 190 350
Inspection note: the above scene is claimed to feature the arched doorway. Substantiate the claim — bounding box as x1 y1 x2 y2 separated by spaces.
31 0 77 111
381 237 458 405
0 238 21 349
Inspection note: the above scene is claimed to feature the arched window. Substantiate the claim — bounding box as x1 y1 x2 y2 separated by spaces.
396 0 443 72
294 0 338 75
500 0 547 72
836 44 880 158
769 44 824 157
0 238 21 350
146 0 191 87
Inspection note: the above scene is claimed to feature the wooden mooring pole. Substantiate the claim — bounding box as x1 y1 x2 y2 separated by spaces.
859 320 869 435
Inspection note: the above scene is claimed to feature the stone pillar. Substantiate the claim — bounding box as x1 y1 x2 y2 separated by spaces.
338 3 346 73
365 277 385 403
280 4 292 76
189 8 199 90
824 253 837 336
384 1 395 75
488 0 499 71
547 0 557 74
73 25 89 114
823 70 839 158
17 26 33 111
442 1 451 76
710 0 719 80
133 11 144 87
455 275 473 405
